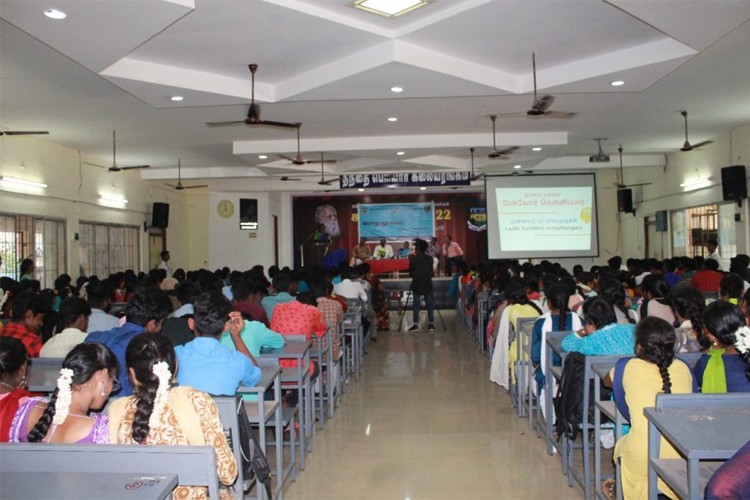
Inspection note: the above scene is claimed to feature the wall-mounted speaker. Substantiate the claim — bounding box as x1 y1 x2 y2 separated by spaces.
617 188 633 213
655 210 668 232
721 165 747 202
152 202 170 228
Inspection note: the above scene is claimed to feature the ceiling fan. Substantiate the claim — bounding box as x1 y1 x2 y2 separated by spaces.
469 147 483 181
0 129 49 136
279 176 302 181
680 110 713 151
488 115 518 159
314 153 338 185
612 145 651 188
589 138 610 163
205 64 299 130
83 130 150 172
164 159 208 190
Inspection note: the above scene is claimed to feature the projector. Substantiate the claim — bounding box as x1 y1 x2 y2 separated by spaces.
589 152 610 163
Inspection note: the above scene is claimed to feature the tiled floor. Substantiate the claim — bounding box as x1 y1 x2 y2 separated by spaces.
283 311 585 499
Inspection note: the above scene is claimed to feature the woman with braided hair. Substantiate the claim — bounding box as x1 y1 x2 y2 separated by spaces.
671 286 708 352
599 277 638 325
108 334 237 500
603 317 696 500
694 300 750 392
0 337 32 441
9 342 117 443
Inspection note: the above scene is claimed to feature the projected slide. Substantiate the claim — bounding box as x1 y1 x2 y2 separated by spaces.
486 174 598 259
358 203 435 239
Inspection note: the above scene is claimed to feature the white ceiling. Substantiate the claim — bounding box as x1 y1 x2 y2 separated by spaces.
2 0 750 190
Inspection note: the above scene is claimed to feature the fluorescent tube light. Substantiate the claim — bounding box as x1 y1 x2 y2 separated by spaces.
680 178 711 191
0 176 47 189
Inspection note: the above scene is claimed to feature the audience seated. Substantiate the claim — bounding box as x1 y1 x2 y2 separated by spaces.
84 287 172 396
161 280 201 347
719 273 745 304
0 290 47 358
562 296 635 356
312 282 343 360
175 291 261 395
694 300 750 392
40 297 91 358
637 274 675 325
604 317 696 500
270 292 327 372
599 278 638 325
0 337 32 442
108 334 237 500
84 279 120 333
10 343 118 444
706 438 750 499
231 279 269 326
260 273 295 320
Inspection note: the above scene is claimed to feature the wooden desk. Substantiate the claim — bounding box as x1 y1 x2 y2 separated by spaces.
645 406 750 500
259 341 312 468
0 471 178 499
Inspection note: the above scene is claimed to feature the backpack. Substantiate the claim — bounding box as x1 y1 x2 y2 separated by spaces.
235 401 273 498
553 352 586 440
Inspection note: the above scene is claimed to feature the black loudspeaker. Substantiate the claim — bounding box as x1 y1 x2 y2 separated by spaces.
721 165 747 201
617 188 633 213
655 210 668 232
152 202 170 228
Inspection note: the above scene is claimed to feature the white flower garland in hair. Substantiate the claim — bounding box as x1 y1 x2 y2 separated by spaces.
734 325 750 355
52 368 74 426
149 361 171 429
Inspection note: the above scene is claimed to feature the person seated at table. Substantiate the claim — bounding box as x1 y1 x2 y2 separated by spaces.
598 278 637 325
351 237 371 266
670 286 708 353
260 272 295 320
706 438 750 499
161 280 201 348
638 274 676 325
718 272 745 305
40 297 91 358
530 283 582 411
0 337 32 442
232 278 269 326
397 241 411 259
312 281 343 360
603 317 696 500
84 279 120 334
372 238 394 260
108 334 237 500
269 291 327 374
562 296 635 356
1 290 48 358
690 258 725 293
694 300 750 392
85 287 172 397
10 342 118 444
175 291 261 396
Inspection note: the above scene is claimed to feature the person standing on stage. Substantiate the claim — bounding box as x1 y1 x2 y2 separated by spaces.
408 239 435 332
426 237 440 274
373 238 394 260
351 237 371 265
442 235 464 276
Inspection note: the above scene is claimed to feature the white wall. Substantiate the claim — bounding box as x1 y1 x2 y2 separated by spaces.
0 136 197 275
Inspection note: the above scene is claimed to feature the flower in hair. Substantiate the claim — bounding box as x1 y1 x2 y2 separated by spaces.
52 368 74 426
149 361 172 429
734 325 750 355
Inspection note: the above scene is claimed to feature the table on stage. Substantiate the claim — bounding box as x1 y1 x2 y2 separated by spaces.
364 258 410 275
0 471 178 500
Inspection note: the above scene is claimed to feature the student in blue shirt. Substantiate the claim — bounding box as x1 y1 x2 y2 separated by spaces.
176 291 261 395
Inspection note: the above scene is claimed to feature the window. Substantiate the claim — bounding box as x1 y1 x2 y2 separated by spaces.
79 222 140 277
0 213 66 288
671 202 736 266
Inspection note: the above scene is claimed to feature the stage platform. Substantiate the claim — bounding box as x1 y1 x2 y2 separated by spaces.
381 276 455 310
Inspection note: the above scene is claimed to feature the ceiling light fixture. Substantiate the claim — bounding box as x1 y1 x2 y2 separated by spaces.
419 187 426 191
532 147 542 152
610 80 625 87
513 165 522 170
396 151 405 156
387 117 398 122
44 8 66 19
390 87 404 93
99 195 128 205
358 188 365 192
352 0 430 18
258 155 268 159
680 177 711 191
0 176 47 189
170 96 184 102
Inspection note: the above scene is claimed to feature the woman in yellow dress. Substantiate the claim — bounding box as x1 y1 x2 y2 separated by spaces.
604 317 695 500
108 334 237 499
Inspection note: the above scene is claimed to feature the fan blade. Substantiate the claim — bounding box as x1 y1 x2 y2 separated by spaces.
0 131 49 136
119 165 150 170
628 182 652 187
691 140 713 150
318 178 338 186
280 176 302 181
528 95 554 116
206 120 246 127
279 155 298 163
258 119 300 130
540 111 577 119
489 146 518 159
182 184 208 189
307 159 337 164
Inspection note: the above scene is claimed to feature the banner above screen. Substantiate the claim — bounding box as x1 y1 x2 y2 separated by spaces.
340 172 471 189
485 173 599 259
